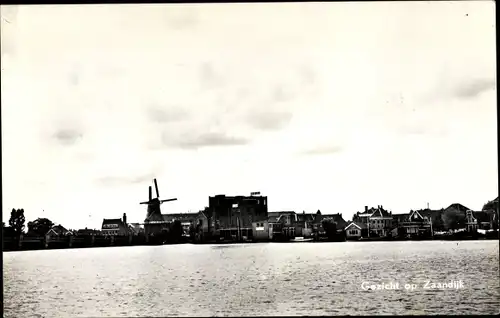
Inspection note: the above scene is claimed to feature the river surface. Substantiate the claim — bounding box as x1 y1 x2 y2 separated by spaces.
3 240 499 317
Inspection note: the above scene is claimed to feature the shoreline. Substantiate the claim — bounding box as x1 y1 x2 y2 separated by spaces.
3 235 498 252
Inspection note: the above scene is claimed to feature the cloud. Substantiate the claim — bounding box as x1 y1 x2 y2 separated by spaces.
425 76 496 102
96 172 156 187
397 124 448 137
453 78 495 99
245 110 293 131
163 8 199 30
162 131 250 150
0 5 18 57
298 66 316 86
199 62 224 89
272 85 294 103
146 106 190 123
53 128 83 146
299 145 344 156
67 66 81 86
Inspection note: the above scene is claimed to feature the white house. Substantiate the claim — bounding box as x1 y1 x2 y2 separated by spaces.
344 222 366 240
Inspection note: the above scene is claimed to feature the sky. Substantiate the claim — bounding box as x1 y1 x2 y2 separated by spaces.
1 2 497 230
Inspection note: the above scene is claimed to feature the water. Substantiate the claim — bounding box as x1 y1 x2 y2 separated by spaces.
3 240 499 317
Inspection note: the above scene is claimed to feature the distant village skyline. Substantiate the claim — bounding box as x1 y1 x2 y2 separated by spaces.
2 3 497 229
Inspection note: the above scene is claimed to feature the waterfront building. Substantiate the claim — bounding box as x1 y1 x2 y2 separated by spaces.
353 205 394 237
101 213 129 236
413 208 445 232
209 193 268 241
268 211 299 239
396 210 432 236
344 222 367 240
296 211 317 238
266 210 345 239
466 210 497 232
46 225 73 237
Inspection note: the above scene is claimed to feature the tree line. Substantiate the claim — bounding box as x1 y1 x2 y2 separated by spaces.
5 208 57 237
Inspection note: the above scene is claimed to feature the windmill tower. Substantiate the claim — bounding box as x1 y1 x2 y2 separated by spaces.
140 178 177 224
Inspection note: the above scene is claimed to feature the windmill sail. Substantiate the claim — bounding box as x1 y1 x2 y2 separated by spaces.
140 178 177 223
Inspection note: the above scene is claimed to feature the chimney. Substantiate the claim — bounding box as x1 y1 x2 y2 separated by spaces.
123 213 127 225
365 206 368 212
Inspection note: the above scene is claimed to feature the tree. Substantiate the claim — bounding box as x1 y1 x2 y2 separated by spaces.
27 218 55 236
482 198 499 212
321 219 337 239
442 209 466 231
429 212 445 232
165 220 183 243
9 208 26 236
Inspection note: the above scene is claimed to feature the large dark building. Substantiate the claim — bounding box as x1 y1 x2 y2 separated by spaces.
209 193 268 231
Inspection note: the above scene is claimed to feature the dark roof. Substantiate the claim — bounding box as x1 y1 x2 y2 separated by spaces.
162 213 198 222
102 218 124 225
358 206 392 218
417 209 444 219
128 224 143 234
345 222 367 230
322 213 348 228
268 211 295 223
296 213 316 222
445 203 471 213
276 213 298 223
392 213 409 223
370 207 391 218
76 229 101 235
48 225 71 235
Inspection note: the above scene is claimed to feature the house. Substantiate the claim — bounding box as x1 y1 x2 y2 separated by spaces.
344 222 367 240
209 194 268 230
101 213 129 236
353 205 394 237
193 210 210 239
296 212 317 238
46 225 73 237
466 210 496 231
416 208 445 232
397 209 432 237
269 211 299 238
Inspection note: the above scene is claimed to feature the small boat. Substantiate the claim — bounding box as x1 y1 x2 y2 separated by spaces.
290 237 314 243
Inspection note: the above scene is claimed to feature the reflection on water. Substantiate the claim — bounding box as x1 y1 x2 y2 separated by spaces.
3 241 499 317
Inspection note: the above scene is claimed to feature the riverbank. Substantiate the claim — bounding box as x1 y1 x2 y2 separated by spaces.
3 232 498 252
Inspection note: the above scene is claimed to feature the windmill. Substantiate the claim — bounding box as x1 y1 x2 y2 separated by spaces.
140 178 177 223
